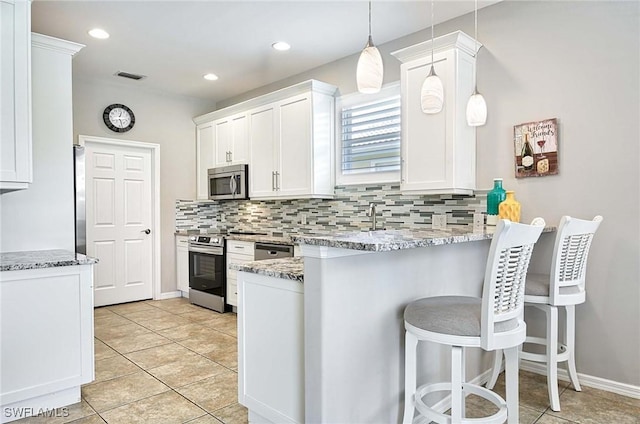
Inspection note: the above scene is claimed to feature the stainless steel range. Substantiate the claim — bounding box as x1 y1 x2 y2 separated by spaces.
188 234 226 313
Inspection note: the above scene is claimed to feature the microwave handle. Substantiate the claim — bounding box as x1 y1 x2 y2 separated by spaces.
230 175 237 195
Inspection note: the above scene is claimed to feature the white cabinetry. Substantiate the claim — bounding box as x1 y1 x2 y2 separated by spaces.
175 235 189 295
391 31 479 195
196 122 214 200
249 84 336 200
238 270 304 424
213 113 249 167
0 264 94 422
194 111 250 201
1 0 32 191
225 239 254 307
194 80 336 201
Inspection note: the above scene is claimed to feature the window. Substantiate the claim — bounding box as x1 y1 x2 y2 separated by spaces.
337 83 401 185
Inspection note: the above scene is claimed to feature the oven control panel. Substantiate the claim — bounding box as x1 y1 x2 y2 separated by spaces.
189 235 223 247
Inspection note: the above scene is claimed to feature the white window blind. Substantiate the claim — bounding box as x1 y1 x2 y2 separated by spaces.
341 94 401 175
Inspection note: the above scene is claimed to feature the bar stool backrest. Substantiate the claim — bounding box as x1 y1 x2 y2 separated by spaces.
481 218 545 351
549 215 603 306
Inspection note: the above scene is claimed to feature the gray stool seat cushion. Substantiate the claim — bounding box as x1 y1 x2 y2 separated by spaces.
404 296 518 337
525 273 581 297
524 273 550 296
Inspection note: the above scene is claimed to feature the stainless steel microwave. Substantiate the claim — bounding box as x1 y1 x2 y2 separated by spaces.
208 164 249 200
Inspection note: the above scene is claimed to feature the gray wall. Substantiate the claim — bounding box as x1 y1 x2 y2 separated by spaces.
72 77 216 294
219 1 640 387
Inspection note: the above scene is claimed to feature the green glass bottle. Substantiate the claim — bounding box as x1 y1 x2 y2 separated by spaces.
486 178 506 226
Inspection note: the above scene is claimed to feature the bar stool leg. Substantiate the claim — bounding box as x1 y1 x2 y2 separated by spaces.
546 305 561 411
451 346 464 423
486 349 502 389
504 346 519 424
403 331 418 424
565 305 582 391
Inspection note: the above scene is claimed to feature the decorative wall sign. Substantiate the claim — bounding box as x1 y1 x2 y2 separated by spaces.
514 118 558 178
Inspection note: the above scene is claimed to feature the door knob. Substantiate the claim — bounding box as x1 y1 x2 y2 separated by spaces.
143 229 151 234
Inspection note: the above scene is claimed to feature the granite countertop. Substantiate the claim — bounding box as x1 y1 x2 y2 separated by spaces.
230 257 304 283
0 249 99 272
290 225 556 252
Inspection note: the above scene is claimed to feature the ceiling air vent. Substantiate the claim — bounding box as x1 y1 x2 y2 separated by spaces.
115 71 146 81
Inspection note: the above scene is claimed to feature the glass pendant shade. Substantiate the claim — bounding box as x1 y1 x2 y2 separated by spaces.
421 65 444 114
357 36 383 94
466 89 487 126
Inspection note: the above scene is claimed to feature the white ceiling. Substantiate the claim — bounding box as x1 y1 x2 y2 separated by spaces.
32 0 500 104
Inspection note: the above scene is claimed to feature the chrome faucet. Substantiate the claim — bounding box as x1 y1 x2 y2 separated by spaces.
367 202 377 231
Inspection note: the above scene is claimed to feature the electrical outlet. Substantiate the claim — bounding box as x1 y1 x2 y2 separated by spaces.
473 213 484 231
432 214 447 230
300 213 307 225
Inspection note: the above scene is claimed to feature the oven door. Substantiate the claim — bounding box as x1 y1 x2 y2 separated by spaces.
188 246 225 296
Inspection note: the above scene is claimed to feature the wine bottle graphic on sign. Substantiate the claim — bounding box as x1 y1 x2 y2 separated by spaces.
521 133 534 171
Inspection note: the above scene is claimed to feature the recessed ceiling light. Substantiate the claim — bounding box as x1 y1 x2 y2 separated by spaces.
203 73 219 81
88 28 109 39
272 41 291 51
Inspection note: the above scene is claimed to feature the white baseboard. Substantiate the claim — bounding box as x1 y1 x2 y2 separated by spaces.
155 291 182 300
519 361 640 400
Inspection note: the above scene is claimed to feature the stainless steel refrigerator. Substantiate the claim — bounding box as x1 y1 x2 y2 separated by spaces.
73 145 86 255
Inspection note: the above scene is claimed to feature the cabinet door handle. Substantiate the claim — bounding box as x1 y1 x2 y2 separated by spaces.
228 151 232 162
276 171 280 191
272 171 276 191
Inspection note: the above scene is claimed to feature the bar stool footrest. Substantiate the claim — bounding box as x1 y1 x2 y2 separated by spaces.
414 382 508 424
521 336 571 363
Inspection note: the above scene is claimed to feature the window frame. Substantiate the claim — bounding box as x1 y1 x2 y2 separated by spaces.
335 81 401 186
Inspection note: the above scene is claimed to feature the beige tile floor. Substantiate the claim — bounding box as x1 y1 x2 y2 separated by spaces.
13 297 640 423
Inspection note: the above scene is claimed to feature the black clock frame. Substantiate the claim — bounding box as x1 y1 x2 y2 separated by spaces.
103 103 135 133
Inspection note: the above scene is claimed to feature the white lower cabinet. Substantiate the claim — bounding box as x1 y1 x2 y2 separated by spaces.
225 240 254 307
238 271 304 424
0 265 94 423
175 235 189 295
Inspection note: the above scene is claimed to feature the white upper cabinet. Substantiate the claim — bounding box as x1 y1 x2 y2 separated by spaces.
213 112 249 167
196 121 214 200
249 84 336 200
194 80 337 201
247 104 276 198
392 31 479 195
1 0 32 191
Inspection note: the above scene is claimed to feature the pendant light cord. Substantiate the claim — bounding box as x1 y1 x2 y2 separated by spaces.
368 1 372 38
474 0 478 92
430 0 435 66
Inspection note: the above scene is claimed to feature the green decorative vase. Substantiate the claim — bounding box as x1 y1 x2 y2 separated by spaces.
486 178 506 226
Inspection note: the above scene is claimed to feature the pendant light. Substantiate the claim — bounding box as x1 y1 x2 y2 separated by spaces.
356 1 383 94
421 0 444 114
466 0 487 126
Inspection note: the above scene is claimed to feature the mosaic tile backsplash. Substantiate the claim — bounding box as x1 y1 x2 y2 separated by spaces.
177 184 488 234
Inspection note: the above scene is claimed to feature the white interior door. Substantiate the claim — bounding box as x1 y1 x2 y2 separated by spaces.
86 142 153 306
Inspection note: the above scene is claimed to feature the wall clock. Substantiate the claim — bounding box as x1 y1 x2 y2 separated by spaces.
103 103 135 132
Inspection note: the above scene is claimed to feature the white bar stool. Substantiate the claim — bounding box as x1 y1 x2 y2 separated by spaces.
487 215 603 412
402 218 545 424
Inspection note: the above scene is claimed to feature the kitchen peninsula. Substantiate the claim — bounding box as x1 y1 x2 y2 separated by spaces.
235 226 554 423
